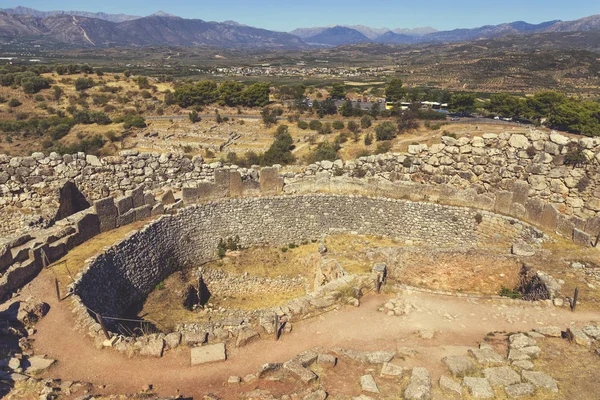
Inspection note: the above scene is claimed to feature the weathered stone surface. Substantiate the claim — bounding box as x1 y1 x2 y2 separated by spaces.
483 366 521 386
115 196 133 216
317 354 337 368
139 338 165 357
259 167 283 193
94 197 118 232
303 390 327 400
572 229 592 247
533 326 562 337
380 362 403 377
164 332 182 349
257 362 282 378
284 361 318 384
505 383 536 398
236 328 260 347
443 355 477 377
511 239 535 256
229 171 243 197
522 371 558 392
582 325 600 340
360 374 379 394
509 333 537 349
404 367 431 400
463 377 494 398
511 360 534 370
227 376 241 384
519 346 541 359
190 343 226 365
469 347 506 366
160 189 176 205
567 326 591 346
24 356 56 374
439 375 462 396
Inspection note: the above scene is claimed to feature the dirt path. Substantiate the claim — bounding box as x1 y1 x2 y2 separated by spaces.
10 268 597 399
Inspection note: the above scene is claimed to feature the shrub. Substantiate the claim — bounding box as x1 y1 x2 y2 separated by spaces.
288 243 297 249
8 98 22 107
564 145 589 166
122 115 146 129
74 77 95 91
402 157 413 168
360 115 372 129
281 247 288 253
319 122 333 135
474 213 483 224
308 141 338 163
297 120 308 130
364 133 373 146
375 141 392 154
309 120 322 131
332 120 344 130
375 121 398 141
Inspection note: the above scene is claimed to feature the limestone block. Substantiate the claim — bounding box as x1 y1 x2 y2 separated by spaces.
115 196 133 216
260 167 284 193
129 185 145 208
511 181 530 205
134 205 152 221
182 187 200 205
214 168 230 197
94 197 118 233
229 170 243 197
190 343 226 365
494 191 513 214
524 198 545 224
540 204 558 232
117 209 135 227
572 228 591 247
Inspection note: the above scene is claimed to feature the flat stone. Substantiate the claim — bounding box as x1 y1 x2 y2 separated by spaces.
317 354 337 367
227 376 241 384
469 348 506 366
191 343 226 365
236 328 260 347
519 346 541 359
511 240 535 256
533 326 562 337
567 327 591 346
442 355 477 377
505 383 536 398
509 333 537 349
508 349 531 362
284 360 317 383
25 356 56 374
484 366 521 386
139 338 165 357
360 375 379 394
439 375 462 396
293 350 319 367
522 371 558 392
511 360 534 370
335 349 395 364
352 396 374 400
303 390 327 400
380 362 403 377
257 363 282 378
165 332 182 349
404 367 431 400
583 325 600 340
463 377 494 398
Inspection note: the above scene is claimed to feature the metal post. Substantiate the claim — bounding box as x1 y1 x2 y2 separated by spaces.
274 314 279 341
572 287 579 312
95 312 110 340
55 278 61 301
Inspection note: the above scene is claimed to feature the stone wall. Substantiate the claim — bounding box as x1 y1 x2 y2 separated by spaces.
71 194 543 320
1 129 599 240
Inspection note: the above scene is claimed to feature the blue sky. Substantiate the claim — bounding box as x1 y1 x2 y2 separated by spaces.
3 0 599 32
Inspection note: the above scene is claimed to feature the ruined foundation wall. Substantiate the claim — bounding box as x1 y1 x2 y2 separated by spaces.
73 194 542 319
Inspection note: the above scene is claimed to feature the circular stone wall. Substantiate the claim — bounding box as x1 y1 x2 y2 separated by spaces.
72 194 542 319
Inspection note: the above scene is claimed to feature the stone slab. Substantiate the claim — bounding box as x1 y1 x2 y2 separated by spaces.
191 343 226 365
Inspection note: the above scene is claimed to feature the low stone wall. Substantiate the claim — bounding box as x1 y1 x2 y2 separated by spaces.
71 194 543 321
1 129 599 241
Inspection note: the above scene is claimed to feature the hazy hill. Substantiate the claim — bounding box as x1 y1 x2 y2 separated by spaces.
0 13 307 49
0 6 139 23
303 26 372 46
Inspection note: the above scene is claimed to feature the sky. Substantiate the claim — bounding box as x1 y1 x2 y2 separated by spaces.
2 0 599 32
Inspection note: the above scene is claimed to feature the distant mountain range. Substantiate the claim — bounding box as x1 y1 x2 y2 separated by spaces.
0 11 305 48
0 6 599 49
